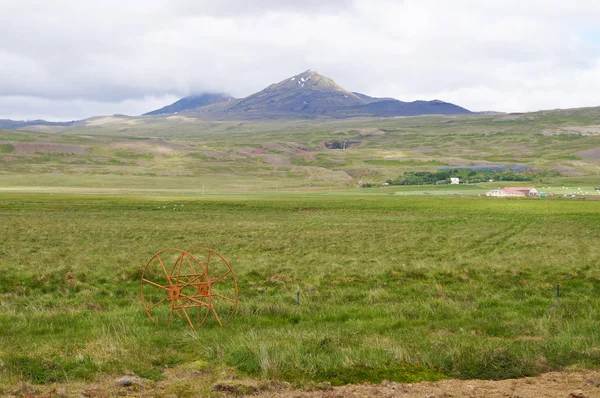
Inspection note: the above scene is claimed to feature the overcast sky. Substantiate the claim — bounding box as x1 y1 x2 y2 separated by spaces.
1 0 600 120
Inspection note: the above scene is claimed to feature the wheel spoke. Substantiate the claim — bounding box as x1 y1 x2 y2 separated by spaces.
157 255 172 286
142 278 170 291
178 253 185 279
146 297 169 312
177 303 206 309
180 293 209 307
185 255 197 275
171 254 184 286
210 270 231 285
210 292 236 302
179 254 206 287
180 274 204 289
205 251 211 273
211 305 223 327
179 301 195 329
169 254 178 277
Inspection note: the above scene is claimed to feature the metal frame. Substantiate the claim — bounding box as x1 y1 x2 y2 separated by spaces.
140 248 238 329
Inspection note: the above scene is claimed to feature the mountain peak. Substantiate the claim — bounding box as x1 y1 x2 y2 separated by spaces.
221 70 365 116
241 70 365 107
278 70 354 93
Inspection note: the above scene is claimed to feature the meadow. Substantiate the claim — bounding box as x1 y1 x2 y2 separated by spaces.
1 191 600 395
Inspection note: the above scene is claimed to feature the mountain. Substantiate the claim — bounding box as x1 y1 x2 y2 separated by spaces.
143 92 232 116
192 70 364 118
185 70 472 119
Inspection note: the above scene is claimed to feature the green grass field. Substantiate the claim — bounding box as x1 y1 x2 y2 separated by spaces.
1 192 600 394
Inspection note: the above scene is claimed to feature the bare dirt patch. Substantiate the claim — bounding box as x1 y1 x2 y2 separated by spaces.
576 147 600 160
235 147 291 166
541 126 600 136
86 116 142 126
551 163 586 176
165 115 197 122
412 147 438 155
262 142 298 154
294 151 317 161
12 142 88 155
345 168 379 179
9 370 600 398
237 147 268 155
493 115 536 122
112 139 188 154
263 154 291 167
249 370 600 398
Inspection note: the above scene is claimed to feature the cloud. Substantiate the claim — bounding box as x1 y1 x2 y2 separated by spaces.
171 0 357 17
0 95 179 122
0 0 599 119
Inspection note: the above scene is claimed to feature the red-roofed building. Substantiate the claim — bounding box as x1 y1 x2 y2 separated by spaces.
486 187 538 197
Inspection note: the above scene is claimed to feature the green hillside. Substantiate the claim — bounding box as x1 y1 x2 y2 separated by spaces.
1 107 600 192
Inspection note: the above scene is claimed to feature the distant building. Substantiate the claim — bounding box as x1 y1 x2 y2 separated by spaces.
450 177 460 185
486 187 539 198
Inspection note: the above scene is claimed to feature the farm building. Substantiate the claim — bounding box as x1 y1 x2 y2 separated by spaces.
486 187 539 198
450 177 460 184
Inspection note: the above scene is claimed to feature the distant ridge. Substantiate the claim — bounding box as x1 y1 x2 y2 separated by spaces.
143 93 233 116
475 111 506 115
0 119 77 130
351 92 396 103
337 99 471 117
157 70 472 119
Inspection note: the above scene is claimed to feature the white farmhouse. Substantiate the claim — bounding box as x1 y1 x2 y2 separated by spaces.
486 187 539 197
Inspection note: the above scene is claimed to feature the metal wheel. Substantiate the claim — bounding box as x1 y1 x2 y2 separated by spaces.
140 248 210 329
186 247 239 327
140 248 238 329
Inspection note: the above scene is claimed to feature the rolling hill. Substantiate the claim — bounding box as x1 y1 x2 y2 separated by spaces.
0 119 77 130
2 106 600 193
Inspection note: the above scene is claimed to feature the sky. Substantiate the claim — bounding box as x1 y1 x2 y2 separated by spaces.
1 0 600 120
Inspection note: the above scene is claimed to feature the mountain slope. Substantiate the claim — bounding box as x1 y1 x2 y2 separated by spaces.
143 93 232 116
352 92 395 103
340 99 472 117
